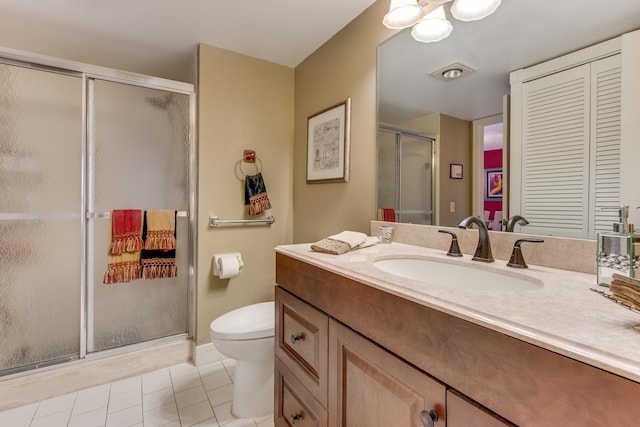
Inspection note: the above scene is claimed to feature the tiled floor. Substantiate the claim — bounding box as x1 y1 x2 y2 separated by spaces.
0 359 274 427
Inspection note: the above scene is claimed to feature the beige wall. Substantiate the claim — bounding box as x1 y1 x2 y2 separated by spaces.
401 112 472 226
196 44 294 344
293 0 397 243
437 114 472 226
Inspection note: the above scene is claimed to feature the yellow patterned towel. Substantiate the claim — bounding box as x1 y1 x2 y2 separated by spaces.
104 251 141 284
143 209 177 251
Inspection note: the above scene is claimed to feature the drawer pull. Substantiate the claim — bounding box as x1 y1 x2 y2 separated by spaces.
290 333 305 344
290 412 304 424
420 410 439 427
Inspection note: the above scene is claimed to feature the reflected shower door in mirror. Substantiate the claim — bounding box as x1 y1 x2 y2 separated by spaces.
377 125 434 225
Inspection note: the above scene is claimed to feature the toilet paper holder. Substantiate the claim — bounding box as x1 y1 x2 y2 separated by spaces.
213 253 244 278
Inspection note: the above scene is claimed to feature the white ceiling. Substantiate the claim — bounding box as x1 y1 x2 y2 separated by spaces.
0 0 377 82
378 0 640 124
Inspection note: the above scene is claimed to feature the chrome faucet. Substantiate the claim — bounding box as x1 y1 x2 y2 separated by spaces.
457 216 495 262
505 215 529 232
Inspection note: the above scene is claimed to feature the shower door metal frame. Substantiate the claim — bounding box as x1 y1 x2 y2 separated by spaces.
0 47 197 370
377 123 435 224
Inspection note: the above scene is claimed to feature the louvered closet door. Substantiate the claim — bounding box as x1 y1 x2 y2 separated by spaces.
590 55 622 237
522 64 591 238
520 55 621 239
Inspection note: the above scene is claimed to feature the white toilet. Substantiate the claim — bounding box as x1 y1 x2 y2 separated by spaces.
209 301 275 418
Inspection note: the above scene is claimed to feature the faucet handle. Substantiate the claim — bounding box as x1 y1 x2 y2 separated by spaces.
438 230 463 257
507 238 544 268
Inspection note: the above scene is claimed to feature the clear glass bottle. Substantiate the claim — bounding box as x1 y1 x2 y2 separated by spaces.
597 206 640 287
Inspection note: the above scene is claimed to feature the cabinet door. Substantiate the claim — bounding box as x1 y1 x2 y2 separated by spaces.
446 389 514 427
329 319 445 427
276 287 329 407
275 358 328 427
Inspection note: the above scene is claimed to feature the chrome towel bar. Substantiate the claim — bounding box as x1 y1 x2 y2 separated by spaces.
209 215 275 227
87 211 188 219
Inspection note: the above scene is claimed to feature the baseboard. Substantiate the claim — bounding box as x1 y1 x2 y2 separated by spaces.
193 342 224 367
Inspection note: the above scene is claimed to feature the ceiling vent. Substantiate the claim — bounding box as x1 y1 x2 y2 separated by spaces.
430 62 475 81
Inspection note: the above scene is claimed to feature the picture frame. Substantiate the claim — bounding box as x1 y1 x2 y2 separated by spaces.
485 168 503 200
450 163 463 179
306 99 351 183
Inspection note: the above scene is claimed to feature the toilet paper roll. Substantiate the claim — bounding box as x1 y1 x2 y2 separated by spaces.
214 253 243 279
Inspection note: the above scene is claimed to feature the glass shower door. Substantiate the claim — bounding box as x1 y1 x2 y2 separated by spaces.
0 63 83 373
87 79 191 352
377 128 434 224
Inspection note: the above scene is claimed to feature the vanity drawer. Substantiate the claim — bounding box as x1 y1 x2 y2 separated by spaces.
275 358 328 427
275 287 328 407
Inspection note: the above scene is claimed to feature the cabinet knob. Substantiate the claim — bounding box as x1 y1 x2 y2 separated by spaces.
420 410 439 427
290 412 303 424
290 333 304 344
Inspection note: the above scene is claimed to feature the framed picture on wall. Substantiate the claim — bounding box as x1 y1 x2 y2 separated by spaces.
485 168 503 200
306 99 351 183
450 163 463 179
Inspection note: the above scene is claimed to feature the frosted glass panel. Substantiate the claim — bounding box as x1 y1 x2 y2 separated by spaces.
89 79 190 352
90 218 189 350
377 130 398 210
91 80 190 211
400 136 432 225
0 63 82 374
0 63 82 213
0 221 81 371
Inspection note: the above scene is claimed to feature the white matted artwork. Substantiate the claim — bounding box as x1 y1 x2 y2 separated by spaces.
306 98 350 183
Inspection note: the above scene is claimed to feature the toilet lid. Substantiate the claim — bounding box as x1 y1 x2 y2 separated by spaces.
210 301 275 340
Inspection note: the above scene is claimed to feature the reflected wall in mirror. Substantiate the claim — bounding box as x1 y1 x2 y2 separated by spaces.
377 0 640 237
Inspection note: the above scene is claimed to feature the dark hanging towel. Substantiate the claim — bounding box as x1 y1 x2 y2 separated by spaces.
244 172 272 215
141 210 178 279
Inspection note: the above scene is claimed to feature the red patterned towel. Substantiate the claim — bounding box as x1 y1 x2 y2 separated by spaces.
104 210 143 284
108 210 143 255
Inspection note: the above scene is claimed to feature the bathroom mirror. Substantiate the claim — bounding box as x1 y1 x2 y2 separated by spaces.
377 0 640 236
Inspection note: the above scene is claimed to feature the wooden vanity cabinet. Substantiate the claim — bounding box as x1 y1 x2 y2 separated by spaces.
275 286 329 426
446 390 514 427
275 252 640 426
329 319 445 426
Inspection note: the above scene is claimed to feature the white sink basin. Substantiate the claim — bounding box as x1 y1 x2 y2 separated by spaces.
373 258 542 292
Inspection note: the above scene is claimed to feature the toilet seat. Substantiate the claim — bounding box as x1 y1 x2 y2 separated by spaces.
210 301 274 340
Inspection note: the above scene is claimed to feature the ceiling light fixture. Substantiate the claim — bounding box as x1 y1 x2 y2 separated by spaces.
411 6 453 43
430 62 475 81
450 0 502 21
383 0 502 43
442 68 463 79
382 0 425 29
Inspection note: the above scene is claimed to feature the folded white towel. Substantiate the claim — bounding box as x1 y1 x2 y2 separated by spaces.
356 236 379 249
328 231 368 249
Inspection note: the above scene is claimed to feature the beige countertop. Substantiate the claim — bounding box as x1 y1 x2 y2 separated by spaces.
275 242 640 384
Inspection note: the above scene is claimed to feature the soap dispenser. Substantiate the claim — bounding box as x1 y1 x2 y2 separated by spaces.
597 206 640 287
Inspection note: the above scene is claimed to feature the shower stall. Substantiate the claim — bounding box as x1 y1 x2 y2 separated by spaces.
0 51 195 376
377 125 434 224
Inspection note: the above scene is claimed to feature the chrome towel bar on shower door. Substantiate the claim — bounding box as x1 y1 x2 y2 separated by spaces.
86 211 189 219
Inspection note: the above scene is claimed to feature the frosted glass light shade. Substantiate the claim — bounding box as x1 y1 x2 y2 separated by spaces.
411 6 452 43
383 0 425 29
450 0 501 21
